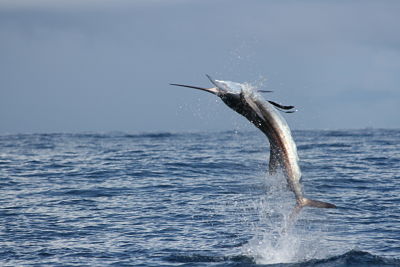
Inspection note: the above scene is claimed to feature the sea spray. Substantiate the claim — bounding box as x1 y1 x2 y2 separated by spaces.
241 172 329 264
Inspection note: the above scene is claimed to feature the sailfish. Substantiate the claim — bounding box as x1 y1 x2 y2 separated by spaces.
171 75 336 219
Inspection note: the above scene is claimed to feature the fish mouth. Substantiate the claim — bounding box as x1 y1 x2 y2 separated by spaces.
169 83 220 95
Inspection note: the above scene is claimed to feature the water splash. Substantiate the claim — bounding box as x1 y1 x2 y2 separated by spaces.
245 234 299 264
241 172 330 265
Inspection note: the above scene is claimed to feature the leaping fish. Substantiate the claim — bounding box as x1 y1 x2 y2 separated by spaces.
171 75 336 218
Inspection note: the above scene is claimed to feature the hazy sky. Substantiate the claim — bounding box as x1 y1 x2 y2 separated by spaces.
1 0 399 133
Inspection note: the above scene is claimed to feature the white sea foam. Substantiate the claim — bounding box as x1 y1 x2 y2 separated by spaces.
241 173 330 264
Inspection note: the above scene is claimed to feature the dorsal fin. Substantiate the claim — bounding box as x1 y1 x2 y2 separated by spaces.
268 100 294 110
268 100 296 113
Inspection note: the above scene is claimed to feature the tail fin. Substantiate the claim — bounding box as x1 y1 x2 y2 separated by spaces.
302 197 336 209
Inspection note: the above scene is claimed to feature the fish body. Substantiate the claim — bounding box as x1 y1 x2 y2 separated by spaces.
171 76 336 211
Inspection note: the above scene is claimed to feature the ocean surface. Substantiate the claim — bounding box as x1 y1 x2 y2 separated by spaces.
1 129 400 266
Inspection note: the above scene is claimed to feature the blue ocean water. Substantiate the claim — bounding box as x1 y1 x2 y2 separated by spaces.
1 129 400 266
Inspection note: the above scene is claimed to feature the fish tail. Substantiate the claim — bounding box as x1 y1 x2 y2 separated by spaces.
301 197 336 208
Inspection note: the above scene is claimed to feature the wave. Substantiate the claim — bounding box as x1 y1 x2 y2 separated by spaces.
0 132 180 139
123 132 176 138
166 250 399 266
305 250 400 267
165 253 254 265
69 132 178 139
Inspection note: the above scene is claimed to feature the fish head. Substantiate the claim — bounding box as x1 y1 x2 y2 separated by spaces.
205 75 247 112
170 75 244 109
